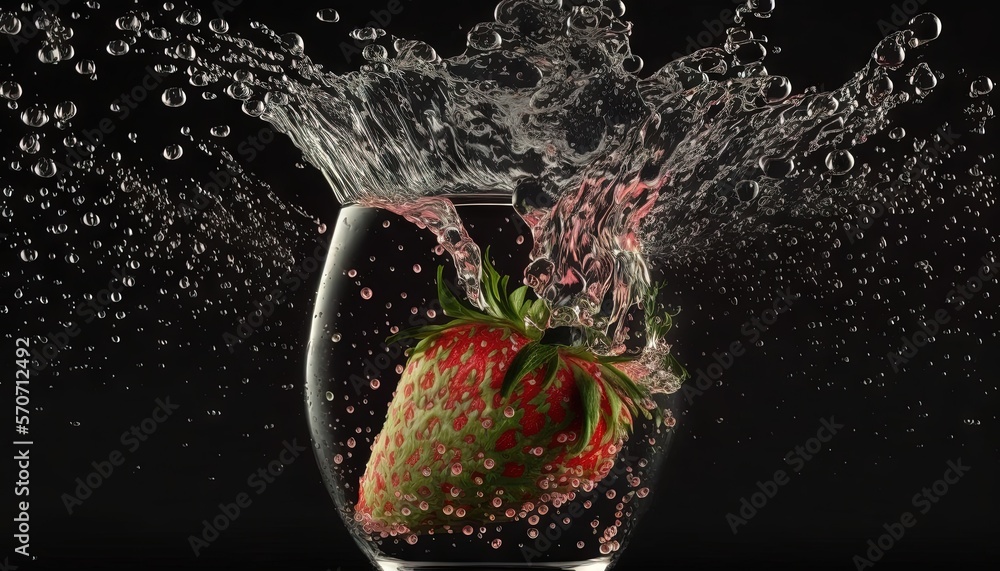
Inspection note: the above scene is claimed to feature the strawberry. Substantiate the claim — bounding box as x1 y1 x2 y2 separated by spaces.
354 253 673 535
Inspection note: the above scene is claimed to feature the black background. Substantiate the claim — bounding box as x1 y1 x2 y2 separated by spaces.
2 1 998 570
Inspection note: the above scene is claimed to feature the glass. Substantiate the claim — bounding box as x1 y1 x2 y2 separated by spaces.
306 195 679 570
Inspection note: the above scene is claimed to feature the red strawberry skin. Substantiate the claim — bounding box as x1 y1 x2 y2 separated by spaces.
355 322 630 535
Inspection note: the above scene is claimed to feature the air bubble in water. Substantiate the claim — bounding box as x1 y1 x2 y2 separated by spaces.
889 127 906 140
317 9 340 23
361 287 373 300
20 249 38 262
162 87 187 107
163 144 184 160
82 212 100 226
825 150 856 174
210 125 230 137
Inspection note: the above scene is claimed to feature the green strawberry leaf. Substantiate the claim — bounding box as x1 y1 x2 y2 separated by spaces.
501 342 558 398
542 352 561 390
510 285 529 317
570 363 601 454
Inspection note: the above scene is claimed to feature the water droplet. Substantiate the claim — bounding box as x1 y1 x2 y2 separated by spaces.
55 101 77 121
280 32 305 55
106 40 130 56
825 150 855 174
19 134 40 154
32 158 57 178
209 18 229 34
906 13 941 48
162 87 187 107
241 99 265 117
735 180 759 202
116 15 142 32
175 43 197 60
317 9 340 23
908 63 937 92
325 391 334 401
20 249 38 262
21 105 50 127
412 264 421 273
467 24 502 51
0 13 22 35
75 60 96 75
971 76 994 97
148 27 170 41
889 127 906 140
1 81 23 100
163 144 184 160
807 94 839 118
178 9 202 26
82 212 100 226
360 287 373 300
874 36 905 68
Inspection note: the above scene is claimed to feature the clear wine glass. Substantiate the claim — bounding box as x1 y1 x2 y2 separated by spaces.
306 194 679 570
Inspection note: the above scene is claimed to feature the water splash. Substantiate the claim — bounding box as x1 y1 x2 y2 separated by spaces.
2 2 994 400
